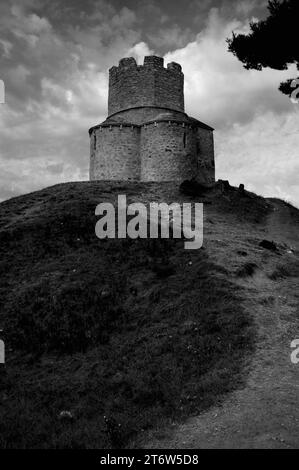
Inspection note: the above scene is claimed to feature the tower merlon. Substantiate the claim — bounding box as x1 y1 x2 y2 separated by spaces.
143 55 164 68
119 57 137 69
167 62 182 73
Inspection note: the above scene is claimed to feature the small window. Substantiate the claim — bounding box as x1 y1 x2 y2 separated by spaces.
183 132 186 148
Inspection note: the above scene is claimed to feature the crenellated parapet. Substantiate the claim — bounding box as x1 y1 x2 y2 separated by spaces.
108 55 184 116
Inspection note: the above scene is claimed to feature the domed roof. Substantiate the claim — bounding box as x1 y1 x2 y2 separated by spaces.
153 111 177 120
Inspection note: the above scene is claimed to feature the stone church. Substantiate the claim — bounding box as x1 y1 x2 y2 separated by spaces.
89 55 215 183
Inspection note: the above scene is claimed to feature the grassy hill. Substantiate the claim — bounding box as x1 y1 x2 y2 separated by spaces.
0 180 297 449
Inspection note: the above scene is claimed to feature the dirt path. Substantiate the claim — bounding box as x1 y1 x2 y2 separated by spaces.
143 200 299 449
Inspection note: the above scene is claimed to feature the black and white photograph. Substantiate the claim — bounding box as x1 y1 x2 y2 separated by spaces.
0 0 298 457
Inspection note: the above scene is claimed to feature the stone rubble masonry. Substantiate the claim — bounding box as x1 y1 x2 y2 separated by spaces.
89 55 215 183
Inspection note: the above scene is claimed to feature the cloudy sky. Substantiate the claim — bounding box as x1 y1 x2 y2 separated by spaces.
0 0 298 205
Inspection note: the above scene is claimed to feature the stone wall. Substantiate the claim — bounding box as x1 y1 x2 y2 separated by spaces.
89 121 215 183
140 122 197 181
90 125 140 181
108 56 184 116
196 127 215 184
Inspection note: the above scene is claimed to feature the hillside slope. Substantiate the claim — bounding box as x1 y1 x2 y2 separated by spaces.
142 196 299 449
0 181 298 449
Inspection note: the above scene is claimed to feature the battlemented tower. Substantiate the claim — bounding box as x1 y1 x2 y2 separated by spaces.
89 56 215 183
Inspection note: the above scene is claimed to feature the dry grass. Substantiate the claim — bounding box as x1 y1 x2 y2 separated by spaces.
0 181 258 448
